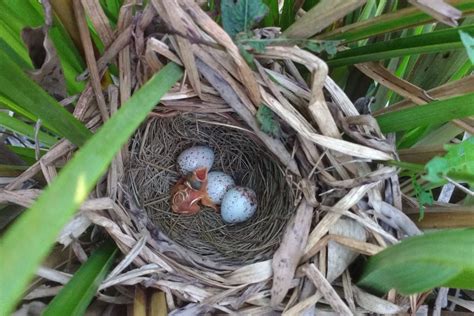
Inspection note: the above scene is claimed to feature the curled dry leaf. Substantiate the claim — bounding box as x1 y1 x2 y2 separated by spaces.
21 27 67 100
57 214 92 246
408 0 462 27
352 285 405 314
327 218 366 283
370 199 421 236
271 199 313 307
226 260 272 285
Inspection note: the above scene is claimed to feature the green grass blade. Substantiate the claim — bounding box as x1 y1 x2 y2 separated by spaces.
358 229 474 294
279 0 295 30
0 112 58 147
376 92 474 133
319 0 474 43
262 0 278 27
0 63 182 315
327 24 474 67
449 59 473 81
43 240 117 316
0 49 91 147
7 145 46 164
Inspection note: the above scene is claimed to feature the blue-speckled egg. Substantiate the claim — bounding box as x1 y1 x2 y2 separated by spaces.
221 187 257 224
177 146 214 175
206 171 235 204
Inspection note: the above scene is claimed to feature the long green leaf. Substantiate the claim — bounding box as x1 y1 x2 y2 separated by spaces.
7 145 46 165
0 49 91 147
376 92 474 133
0 63 183 315
319 0 474 43
327 24 474 67
43 240 117 316
358 229 474 294
0 112 58 147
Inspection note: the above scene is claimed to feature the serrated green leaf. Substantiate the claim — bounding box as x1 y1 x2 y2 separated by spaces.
411 176 433 220
0 63 183 315
304 40 339 55
43 240 117 316
459 31 474 64
256 104 281 138
358 229 474 295
424 136 474 185
221 0 268 38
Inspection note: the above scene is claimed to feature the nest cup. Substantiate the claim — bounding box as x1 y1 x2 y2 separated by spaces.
126 114 298 265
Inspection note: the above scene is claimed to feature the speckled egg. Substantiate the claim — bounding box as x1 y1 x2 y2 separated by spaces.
206 171 235 204
220 187 257 224
177 146 214 175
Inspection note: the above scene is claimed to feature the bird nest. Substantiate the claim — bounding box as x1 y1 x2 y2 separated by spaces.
125 114 298 265
16 2 417 314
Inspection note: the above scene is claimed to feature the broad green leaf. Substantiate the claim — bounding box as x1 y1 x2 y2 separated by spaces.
319 0 474 43
459 31 474 64
326 24 474 67
0 21 32 69
0 49 91 147
221 0 268 37
256 104 281 138
0 112 58 147
49 26 86 94
375 92 474 133
0 63 183 315
43 240 117 316
424 137 474 185
358 229 474 294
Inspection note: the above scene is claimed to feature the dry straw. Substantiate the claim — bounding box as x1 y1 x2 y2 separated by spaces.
3 0 423 313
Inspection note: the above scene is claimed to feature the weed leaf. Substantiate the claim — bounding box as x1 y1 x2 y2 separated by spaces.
221 0 268 37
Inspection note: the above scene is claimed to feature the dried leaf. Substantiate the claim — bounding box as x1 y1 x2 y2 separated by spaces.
283 0 366 39
57 213 92 246
370 199 421 236
271 200 313 306
408 0 462 27
327 219 366 283
302 264 352 316
352 286 404 314
226 260 272 285
21 27 67 100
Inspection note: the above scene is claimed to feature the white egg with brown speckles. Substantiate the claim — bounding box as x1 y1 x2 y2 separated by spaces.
206 171 235 204
221 187 257 224
177 146 214 175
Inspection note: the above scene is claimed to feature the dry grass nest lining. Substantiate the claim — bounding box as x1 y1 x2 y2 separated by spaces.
125 114 299 265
